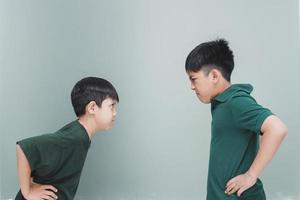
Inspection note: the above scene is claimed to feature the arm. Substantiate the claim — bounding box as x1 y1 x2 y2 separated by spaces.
16 144 58 200
247 115 287 180
16 144 32 196
225 115 288 196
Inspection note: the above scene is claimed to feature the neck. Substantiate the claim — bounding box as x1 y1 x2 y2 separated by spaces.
221 81 231 91
78 116 97 140
216 80 231 97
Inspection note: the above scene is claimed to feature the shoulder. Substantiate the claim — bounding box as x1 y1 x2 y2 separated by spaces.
227 91 257 110
17 132 58 148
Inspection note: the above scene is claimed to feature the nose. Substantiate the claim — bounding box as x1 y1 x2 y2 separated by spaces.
191 83 195 90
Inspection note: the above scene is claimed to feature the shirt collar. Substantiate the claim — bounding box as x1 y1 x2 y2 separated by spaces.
75 120 91 149
213 84 253 103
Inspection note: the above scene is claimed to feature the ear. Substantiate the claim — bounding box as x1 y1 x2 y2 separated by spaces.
209 69 220 83
85 101 97 115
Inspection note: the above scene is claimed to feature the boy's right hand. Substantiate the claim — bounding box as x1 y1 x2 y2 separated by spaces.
23 182 58 200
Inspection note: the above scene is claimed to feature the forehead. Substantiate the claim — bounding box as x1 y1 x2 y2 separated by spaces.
102 97 117 105
187 70 206 78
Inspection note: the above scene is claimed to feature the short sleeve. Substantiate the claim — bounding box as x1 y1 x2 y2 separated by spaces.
17 136 42 172
230 95 273 134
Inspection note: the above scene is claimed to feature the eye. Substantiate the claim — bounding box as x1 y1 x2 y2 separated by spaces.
110 103 116 109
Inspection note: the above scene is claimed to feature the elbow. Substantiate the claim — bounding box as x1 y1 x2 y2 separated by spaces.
272 122 288 139
262 116 288 139
276 117 288 138
281 125 288 138
277 123 288 139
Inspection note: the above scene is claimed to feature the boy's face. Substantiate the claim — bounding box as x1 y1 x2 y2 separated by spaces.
187 70 218 104
94 97 117 130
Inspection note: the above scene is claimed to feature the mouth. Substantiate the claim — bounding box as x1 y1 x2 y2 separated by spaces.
195 93 202 99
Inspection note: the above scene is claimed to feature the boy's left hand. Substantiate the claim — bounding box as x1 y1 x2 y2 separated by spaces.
225 172 257 197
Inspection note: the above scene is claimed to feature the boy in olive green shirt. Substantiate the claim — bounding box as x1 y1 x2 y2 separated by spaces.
15 77 119 200
185 39 287 200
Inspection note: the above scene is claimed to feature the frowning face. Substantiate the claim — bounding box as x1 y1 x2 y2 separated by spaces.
187 70 218 104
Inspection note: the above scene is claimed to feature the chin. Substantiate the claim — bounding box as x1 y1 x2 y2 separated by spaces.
201 101 211 104
198 97 210 104
106 125 113 130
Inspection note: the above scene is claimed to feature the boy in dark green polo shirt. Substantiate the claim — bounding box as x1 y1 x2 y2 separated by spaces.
185 39 287 200
15 77 119 200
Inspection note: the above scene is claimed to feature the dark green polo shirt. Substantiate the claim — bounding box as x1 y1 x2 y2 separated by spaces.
207 84 272 200
15 120 91 200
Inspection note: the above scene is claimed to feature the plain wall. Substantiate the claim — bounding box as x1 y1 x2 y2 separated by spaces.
1 0 299 199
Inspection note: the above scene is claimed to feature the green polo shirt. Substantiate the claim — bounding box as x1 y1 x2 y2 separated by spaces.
207 84 273 200
15 120 91 200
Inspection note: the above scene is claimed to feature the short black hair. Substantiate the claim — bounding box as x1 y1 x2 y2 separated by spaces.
71 77 119 117
185 39 234 82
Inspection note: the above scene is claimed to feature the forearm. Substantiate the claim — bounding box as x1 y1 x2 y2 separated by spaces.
16 144 32 197
247 116 287 178
225 116 287 196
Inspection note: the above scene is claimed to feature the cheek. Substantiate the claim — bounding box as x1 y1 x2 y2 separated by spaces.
97 110 113 122
197 87 211 100
195 84 204 93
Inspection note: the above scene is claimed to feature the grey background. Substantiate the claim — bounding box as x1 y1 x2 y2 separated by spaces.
1 0 299 199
